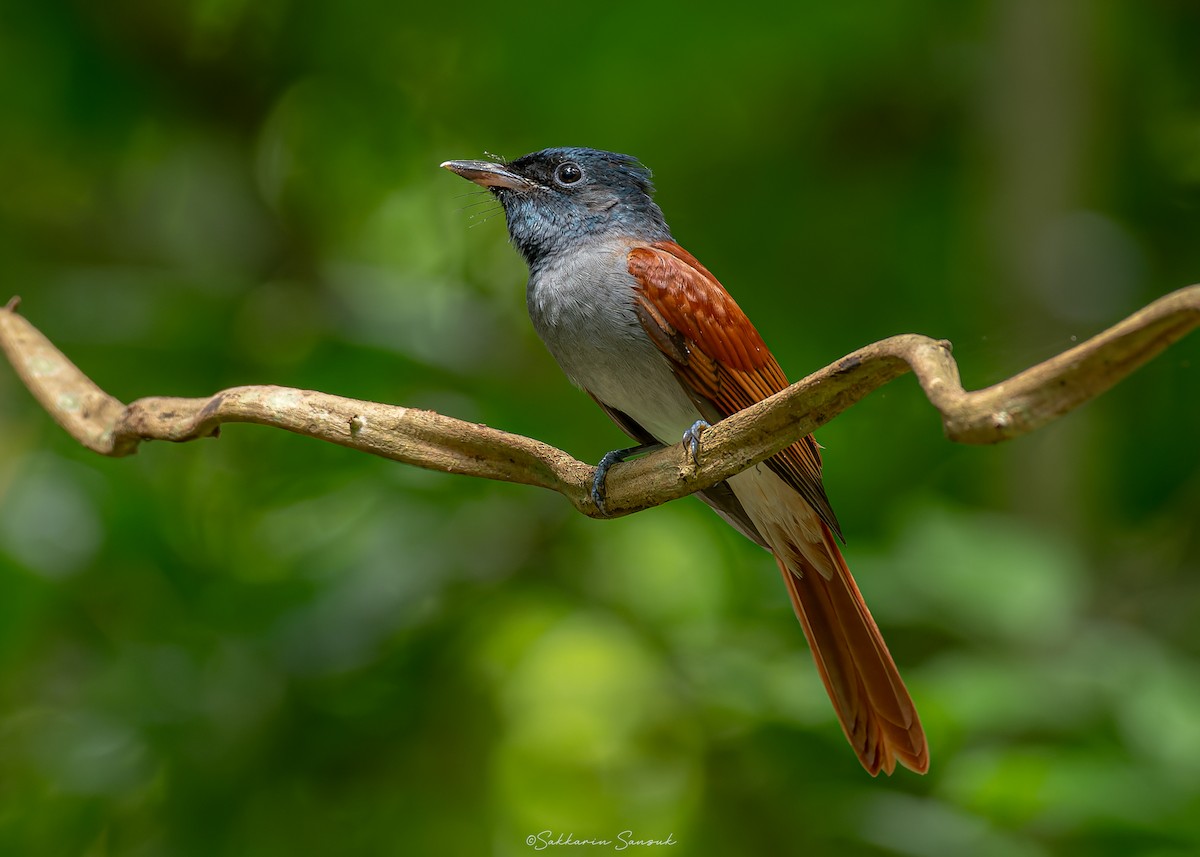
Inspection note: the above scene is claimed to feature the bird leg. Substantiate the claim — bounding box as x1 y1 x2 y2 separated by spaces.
591 421 710 515
683 420 710 466
591 441 663 516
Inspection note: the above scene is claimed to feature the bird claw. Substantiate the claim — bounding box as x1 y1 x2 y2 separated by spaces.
591 449 624 516
590 441 663 517
682 420 709 466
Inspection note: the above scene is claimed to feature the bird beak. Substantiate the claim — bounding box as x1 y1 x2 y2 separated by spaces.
440 159 539 191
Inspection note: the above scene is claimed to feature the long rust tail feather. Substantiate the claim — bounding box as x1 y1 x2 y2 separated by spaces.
774 526 928 775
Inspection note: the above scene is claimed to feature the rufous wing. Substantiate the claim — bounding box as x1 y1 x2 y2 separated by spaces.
627 241 840 536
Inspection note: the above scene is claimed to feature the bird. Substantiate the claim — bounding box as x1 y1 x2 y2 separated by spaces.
441 147 928 775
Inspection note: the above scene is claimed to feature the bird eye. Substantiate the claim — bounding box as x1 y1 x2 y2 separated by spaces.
554 162 583 186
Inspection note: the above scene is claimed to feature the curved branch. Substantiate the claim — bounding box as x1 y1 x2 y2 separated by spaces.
2 286 1197 518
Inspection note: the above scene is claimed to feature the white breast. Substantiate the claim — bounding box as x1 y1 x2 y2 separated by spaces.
525 239 702 443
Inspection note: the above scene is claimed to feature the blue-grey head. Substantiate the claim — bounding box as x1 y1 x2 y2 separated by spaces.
441 147 672 271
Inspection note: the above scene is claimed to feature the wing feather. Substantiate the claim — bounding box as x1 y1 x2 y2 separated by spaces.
628 241 841 539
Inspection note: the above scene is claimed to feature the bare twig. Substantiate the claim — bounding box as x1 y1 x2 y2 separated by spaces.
2 286 1197 518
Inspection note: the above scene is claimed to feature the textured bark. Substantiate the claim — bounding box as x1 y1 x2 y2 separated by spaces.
2 286 1197 519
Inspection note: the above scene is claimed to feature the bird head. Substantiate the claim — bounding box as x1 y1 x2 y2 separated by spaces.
441 147 671 269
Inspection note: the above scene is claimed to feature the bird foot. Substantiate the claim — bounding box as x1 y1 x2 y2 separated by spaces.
682 420 710 466
591 441 663 516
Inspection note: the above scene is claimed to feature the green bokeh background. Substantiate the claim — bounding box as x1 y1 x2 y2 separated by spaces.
2 2 1199 856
